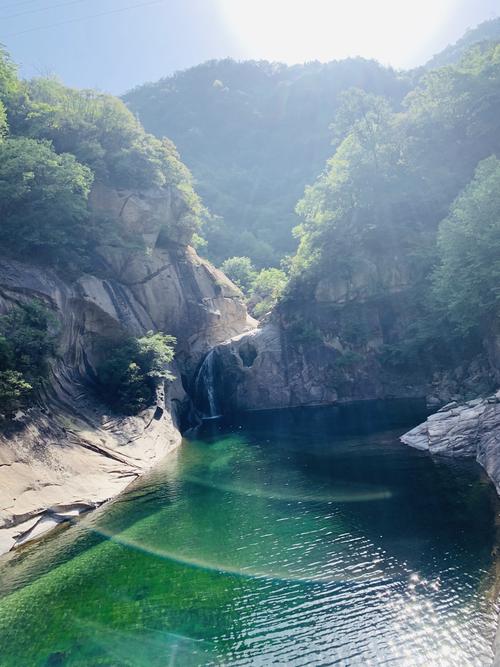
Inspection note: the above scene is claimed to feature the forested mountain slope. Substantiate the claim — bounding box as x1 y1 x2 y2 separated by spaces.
124 58 409 266
206 41 500 413
426 17 500 69
123 20 500 271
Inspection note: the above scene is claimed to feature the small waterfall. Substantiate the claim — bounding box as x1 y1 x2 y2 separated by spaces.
195 350 220 418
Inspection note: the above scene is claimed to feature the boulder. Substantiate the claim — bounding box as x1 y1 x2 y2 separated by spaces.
401 390 500 491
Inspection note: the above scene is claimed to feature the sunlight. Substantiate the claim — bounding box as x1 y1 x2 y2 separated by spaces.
217 0 455 67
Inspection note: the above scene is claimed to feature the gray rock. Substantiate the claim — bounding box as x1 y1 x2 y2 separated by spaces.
401 392 500 491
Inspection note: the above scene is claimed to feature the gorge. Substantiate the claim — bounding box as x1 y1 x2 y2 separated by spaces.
0 16 500 667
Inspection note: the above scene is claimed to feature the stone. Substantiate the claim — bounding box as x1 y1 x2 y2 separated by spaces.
401 391 500 492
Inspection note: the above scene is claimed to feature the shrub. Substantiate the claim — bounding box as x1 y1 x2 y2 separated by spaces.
220 256 257 294
96 331 176 415
250 268 287 317
0 300 57 416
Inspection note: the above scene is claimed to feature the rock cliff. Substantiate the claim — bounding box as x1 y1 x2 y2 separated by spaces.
0 183 255 554
401 391 500 492
199 265 497 414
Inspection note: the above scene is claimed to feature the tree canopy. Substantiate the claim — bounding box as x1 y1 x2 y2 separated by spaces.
280 41 500 367
0 137 93 263
432 156 500 335
0 49 202 268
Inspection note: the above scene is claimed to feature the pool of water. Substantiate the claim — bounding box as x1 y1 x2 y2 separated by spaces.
0 404 499 666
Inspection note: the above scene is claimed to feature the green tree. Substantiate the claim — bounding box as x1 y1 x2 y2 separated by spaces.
220 256 257 294
0 300 57 416
432 156 500 335
0 137 93 263
0 45 20 108
250 268 287 317
0 370 32 415
330 88 393 154
18 78 202 211
96 331 176 415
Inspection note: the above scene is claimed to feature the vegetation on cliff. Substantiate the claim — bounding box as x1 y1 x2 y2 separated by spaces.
284 42 500 370
0 46 202 269
96 332 176 415
0 301 56 416
0 47 193 415
220 256 287 317
433 156 500 336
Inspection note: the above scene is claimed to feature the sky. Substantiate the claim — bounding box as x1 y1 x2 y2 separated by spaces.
0 0 499 94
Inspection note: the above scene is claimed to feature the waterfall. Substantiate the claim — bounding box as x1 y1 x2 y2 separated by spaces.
195 350 220 418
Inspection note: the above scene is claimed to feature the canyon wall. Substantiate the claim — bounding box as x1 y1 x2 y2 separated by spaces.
201 263 498 415
0 183 255 554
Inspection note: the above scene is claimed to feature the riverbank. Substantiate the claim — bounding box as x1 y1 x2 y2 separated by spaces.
0 401 181 555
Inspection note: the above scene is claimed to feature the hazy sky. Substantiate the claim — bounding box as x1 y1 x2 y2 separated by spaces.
1 0 499 94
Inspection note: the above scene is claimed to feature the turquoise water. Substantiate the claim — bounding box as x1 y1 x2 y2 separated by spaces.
0 404 499 666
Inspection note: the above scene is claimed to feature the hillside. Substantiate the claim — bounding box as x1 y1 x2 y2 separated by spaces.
124 58 409 267
206 40 500 414
426 17 500 69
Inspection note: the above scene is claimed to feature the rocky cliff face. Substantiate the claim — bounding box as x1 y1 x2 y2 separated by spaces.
0 183 255 554
401 391 500 492
200 266 497 414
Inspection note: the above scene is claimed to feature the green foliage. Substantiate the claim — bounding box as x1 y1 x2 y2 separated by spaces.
285 41 500 366
432 156 500 335
0 300 57 415
220 256 257 294
96 331 176 415
10 78 199 202
249 268 287 318
330 87 393 147
426 17 500 69
0 370 32 414
0 100 7 137
291 43 500 287
0 137 93 264
124 58 410 266
0 46 20 108
219 256 287 317
292 88 422 287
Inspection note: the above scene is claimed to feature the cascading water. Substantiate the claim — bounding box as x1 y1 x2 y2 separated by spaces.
195 350 220 418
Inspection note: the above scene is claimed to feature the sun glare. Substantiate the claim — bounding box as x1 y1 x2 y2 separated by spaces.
217 0 455 67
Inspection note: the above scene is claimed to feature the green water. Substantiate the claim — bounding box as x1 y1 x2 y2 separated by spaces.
0 404 499 666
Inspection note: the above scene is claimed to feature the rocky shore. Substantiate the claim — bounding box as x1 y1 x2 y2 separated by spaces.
401 390 500 492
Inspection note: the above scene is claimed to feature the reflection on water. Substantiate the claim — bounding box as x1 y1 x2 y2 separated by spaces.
0 403 499 666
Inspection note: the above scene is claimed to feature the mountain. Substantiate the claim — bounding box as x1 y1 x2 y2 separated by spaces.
124 58 410 267
426 17 500 69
